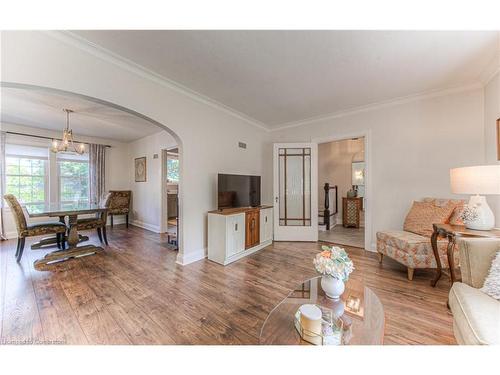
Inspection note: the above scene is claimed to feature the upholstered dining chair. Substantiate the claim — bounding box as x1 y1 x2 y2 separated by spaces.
107 190 131 228
75 193 112 246
3 194 67 262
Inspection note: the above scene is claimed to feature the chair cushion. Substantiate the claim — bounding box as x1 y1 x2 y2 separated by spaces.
23 221 67 237
76 218 105 230
377 230 453 268
403 200 456 236
449 282 500 344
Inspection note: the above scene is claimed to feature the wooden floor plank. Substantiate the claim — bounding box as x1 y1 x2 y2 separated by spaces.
1 239 44 344
24 248 88 344
0 225 455 345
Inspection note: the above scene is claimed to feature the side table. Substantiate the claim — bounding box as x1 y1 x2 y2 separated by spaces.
430 223 500 287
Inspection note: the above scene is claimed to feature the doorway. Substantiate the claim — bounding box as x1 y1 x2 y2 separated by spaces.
317 137 366 248
161 147 180 250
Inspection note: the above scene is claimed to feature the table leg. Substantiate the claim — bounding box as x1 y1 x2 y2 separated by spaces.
430 226 442 287
67 214 79 247
447 235 457 284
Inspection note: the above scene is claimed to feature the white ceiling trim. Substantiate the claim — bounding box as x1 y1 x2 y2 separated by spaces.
44 31 270 132
270 81 484 132
479 52 500 86
43 31 495 134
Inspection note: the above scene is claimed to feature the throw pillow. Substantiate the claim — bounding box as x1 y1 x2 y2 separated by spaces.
480 251 500 301
403 201 456 237
422 198 465 225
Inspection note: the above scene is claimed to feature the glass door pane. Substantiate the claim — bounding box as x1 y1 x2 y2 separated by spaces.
278 148 311 226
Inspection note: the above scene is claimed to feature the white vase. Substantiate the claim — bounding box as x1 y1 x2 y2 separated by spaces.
321 275 345 300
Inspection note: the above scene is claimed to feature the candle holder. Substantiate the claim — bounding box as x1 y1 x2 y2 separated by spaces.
294 305 345 345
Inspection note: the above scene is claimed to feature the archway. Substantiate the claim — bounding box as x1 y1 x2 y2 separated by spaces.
0 81 185 257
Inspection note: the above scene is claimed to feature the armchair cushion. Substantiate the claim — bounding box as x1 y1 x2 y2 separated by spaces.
377 230 454 268
459 238 500 288
423 198 465 225
403 200 456 237
480 251 500 300
449 282 500 345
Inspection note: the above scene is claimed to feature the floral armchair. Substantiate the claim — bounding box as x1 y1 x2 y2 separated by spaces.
376 198 465 280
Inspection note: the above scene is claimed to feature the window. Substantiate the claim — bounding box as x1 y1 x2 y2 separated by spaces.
5 144 48 214
57 153 90 209
167 158 179 183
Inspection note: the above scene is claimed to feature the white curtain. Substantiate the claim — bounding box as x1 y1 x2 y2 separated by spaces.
0 131 6 240
89 144 106 205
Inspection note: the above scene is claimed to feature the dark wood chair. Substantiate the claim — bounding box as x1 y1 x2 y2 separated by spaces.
75 194 112 245
107 190 131 228
3 194 67 262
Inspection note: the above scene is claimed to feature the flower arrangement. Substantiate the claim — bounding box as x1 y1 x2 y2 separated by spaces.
460 205 479 223
313 245 354 282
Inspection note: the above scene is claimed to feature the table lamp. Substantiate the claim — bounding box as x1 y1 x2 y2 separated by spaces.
450 165 500 230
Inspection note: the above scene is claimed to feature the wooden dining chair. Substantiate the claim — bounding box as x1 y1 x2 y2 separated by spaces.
3 194 67 262
75 193 112 245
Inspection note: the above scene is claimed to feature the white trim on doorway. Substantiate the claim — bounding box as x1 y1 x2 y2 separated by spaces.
313 130 374 252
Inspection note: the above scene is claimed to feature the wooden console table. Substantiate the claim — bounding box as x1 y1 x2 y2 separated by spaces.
430 223 500 287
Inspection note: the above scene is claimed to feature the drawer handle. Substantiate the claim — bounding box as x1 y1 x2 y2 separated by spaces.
265 216 267 223
235 223 238 231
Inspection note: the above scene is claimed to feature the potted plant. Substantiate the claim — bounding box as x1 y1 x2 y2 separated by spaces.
313 245 354 300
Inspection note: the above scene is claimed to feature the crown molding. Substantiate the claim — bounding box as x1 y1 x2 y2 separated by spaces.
479 53 500 86
269 82 484 132
43 31 270 132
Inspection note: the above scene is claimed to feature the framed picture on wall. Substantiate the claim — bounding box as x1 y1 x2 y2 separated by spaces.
135 157 147 182
497 119 500 161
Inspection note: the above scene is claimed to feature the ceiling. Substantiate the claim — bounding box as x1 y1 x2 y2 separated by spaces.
73 30 499 128
0 87 162 142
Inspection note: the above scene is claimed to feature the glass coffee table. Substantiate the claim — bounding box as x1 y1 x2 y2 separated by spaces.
259 276 385 345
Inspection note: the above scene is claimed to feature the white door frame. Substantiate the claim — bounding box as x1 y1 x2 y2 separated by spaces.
160 149 169 233
273 142 318 242
313 130 373 251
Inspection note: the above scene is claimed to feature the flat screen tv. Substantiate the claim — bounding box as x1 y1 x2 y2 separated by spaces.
217 173 261 209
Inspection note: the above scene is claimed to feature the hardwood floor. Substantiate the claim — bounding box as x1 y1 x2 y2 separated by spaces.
0 225 455 345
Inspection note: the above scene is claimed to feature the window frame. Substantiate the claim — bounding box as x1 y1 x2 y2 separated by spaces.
56 156 90 207
5 153 50 212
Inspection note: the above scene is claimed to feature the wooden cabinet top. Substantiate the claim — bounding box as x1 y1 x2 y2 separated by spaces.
208 205 273 216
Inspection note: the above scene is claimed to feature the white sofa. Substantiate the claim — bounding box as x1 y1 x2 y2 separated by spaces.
449 238 500 345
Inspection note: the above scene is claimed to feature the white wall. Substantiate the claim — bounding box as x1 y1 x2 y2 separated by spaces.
318 138 364 224
271 87 486 250
0 122 130 238
128 131 176 232
1 31 271 264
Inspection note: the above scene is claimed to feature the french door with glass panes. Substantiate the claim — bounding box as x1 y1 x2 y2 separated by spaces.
273 143 318 241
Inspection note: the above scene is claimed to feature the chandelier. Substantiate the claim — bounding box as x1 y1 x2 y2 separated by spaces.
50 109 86 155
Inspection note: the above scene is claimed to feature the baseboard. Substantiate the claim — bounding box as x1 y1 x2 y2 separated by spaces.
5 230 18 239
176 248 207 266
107 216 126 226
130 220 161 233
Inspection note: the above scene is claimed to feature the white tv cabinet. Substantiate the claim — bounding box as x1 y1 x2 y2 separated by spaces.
208 206 273 265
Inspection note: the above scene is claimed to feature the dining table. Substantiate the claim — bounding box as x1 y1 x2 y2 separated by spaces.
26 202 108 271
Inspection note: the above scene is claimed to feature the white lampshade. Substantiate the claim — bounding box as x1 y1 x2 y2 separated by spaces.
450 165 500 195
